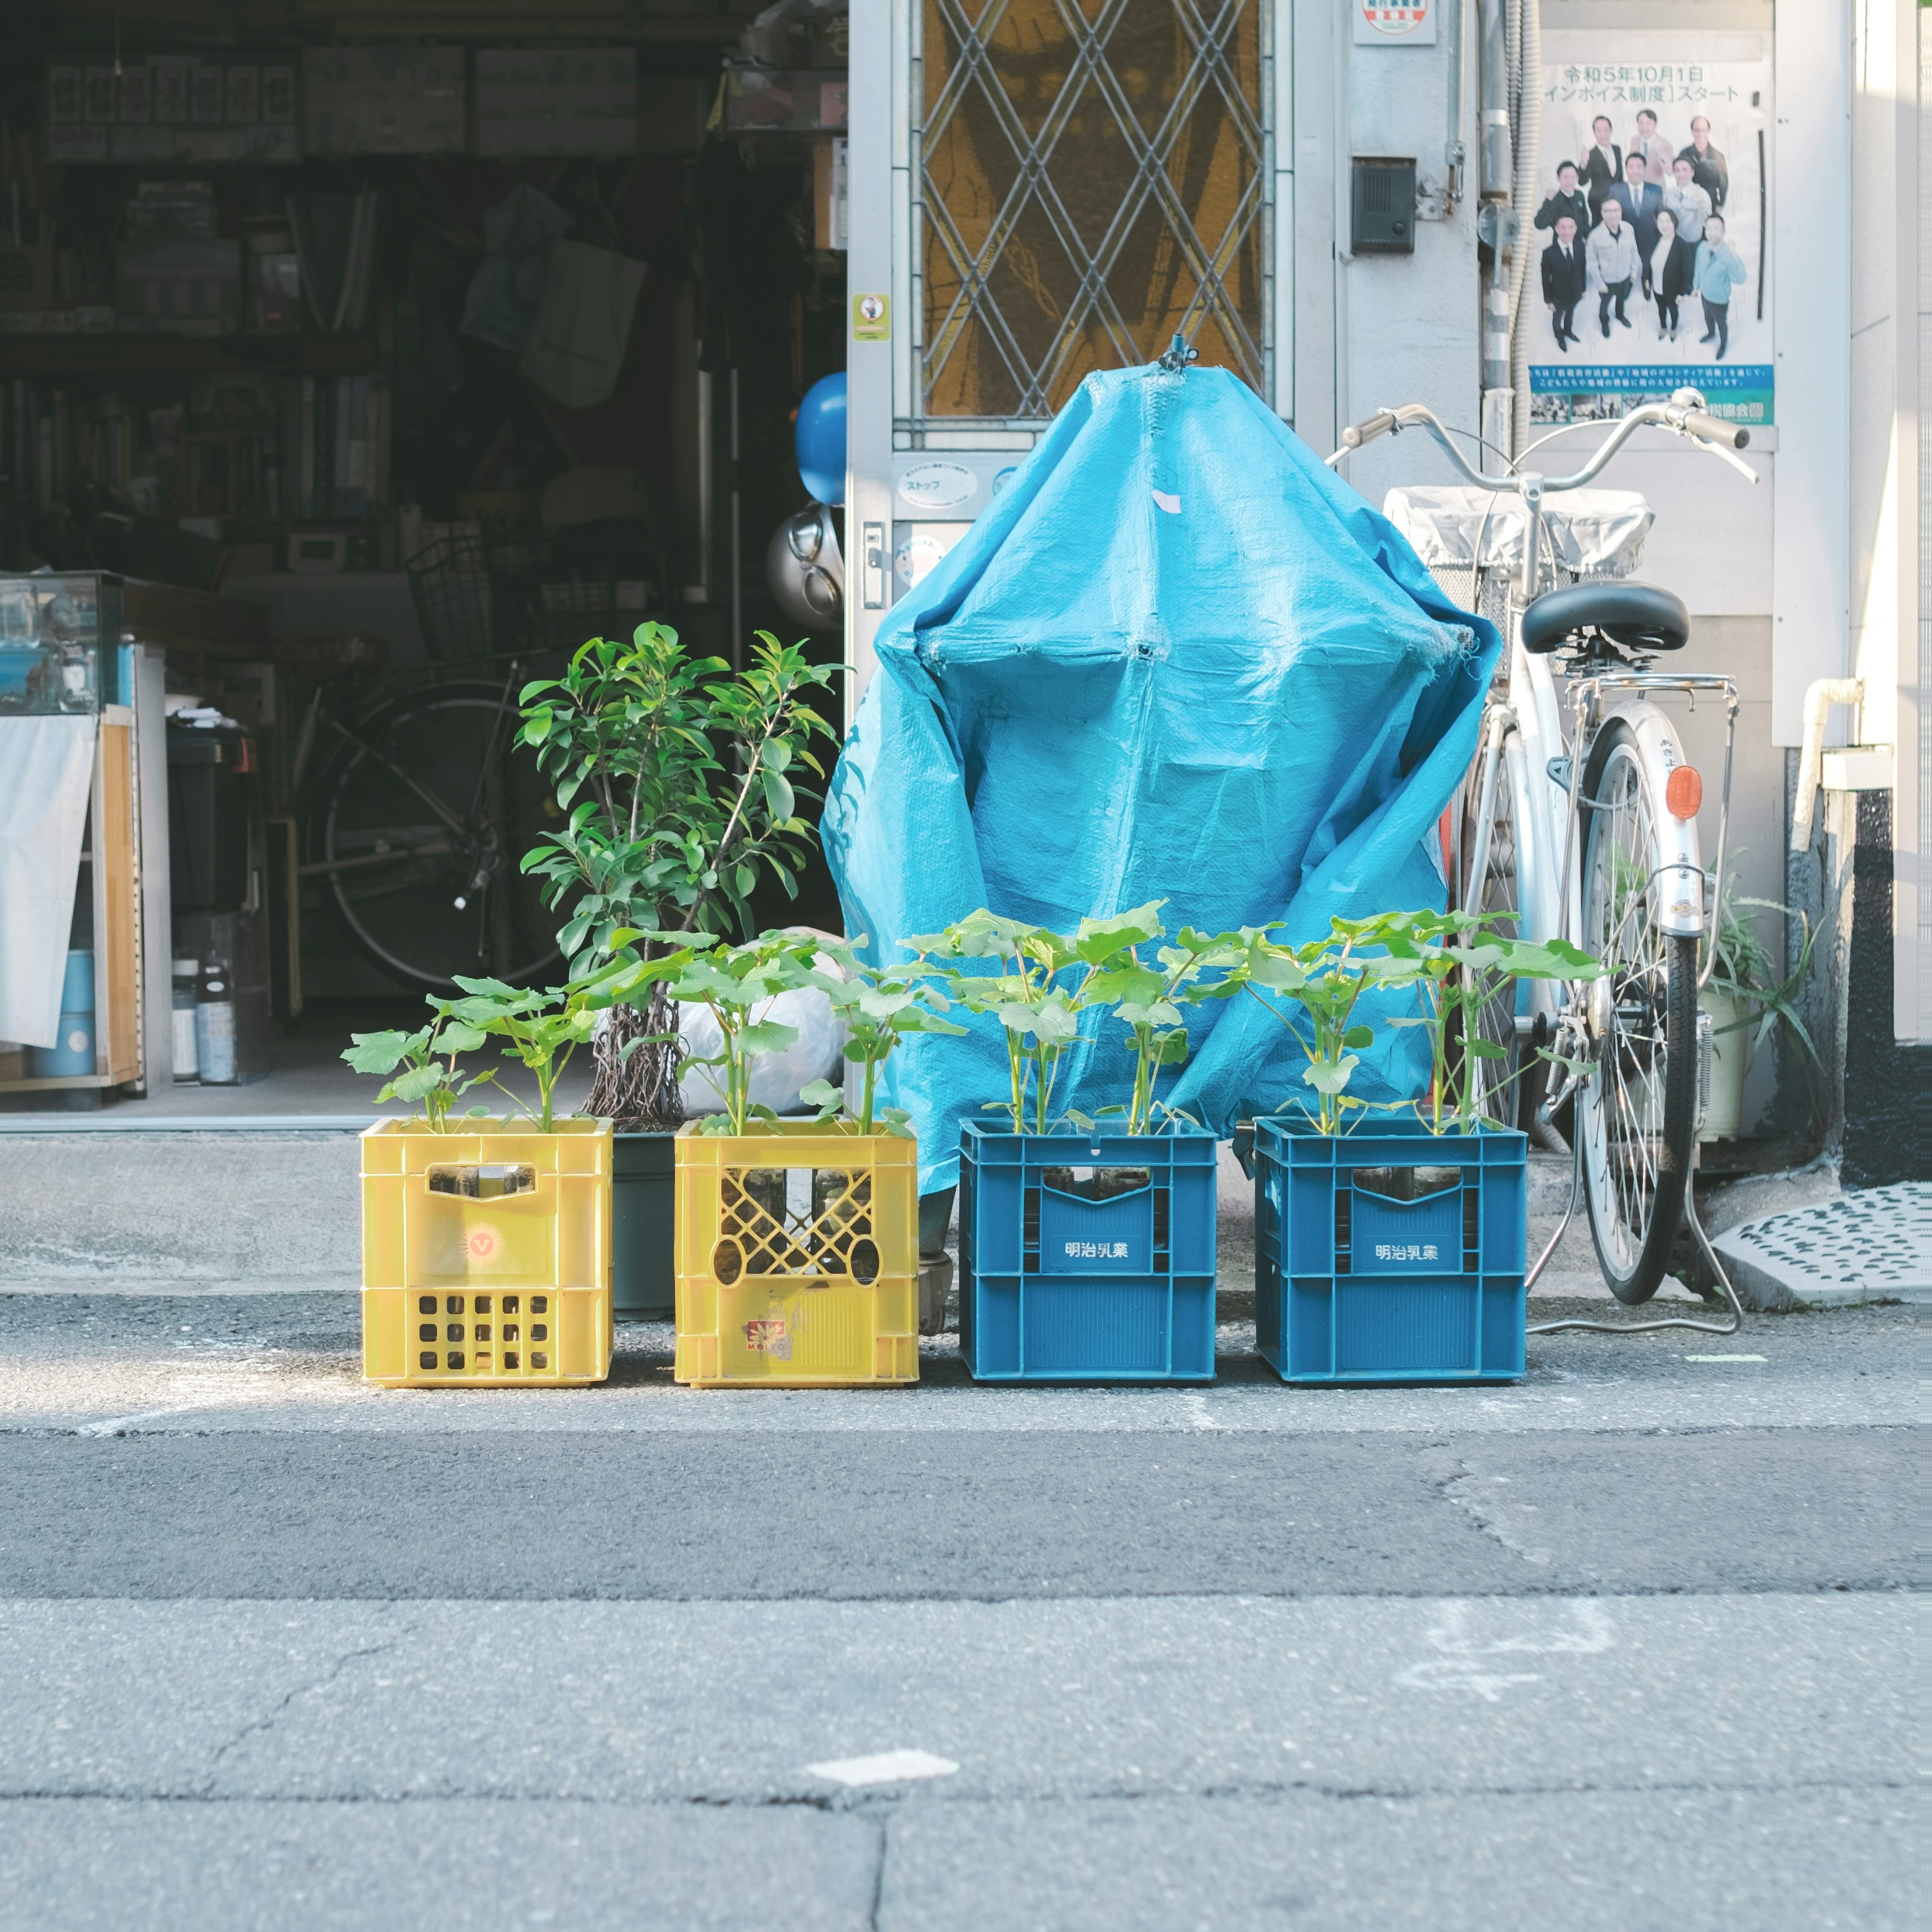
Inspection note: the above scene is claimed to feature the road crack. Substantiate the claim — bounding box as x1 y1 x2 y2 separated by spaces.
202 1617 416 1793
1431 1457 1553 1566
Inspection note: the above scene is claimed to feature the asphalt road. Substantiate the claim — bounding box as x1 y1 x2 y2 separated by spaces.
0 1290 1916 1931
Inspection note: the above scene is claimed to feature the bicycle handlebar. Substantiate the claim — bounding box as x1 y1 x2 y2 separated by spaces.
1328 388 1755 488
1339 410 1397 452
1677 409 1749 450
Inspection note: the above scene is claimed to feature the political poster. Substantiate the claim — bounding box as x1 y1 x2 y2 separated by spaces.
1531 34 1772 426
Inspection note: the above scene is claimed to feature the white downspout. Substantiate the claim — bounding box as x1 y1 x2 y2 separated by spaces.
1790 678 1866 851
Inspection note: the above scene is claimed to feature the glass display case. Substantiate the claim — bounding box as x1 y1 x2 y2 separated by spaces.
0 573 125 716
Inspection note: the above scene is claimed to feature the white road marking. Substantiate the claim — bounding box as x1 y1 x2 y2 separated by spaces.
1397 1599 1615 1700
805 1748 959 1787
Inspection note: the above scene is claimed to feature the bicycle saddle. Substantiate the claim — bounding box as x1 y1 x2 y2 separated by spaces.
1519 581 1689 656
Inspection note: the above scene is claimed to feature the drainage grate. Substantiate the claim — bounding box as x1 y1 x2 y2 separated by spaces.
1712 1183 1931 1307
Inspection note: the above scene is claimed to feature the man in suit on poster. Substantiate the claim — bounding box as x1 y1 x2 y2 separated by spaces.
1534 160 1592 240
1580 115 1623 221
1630 107 1675 184
1678 114 1730 210
1542 213 1587 351
1604 153 1664 294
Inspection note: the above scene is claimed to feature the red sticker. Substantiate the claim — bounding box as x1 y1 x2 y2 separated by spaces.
466 1226 500 1262
744 1318 791 1359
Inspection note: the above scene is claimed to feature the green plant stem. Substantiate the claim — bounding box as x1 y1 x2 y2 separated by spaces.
857 1051 881 1136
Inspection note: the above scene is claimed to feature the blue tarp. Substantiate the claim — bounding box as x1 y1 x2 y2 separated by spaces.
823 362 1501 1192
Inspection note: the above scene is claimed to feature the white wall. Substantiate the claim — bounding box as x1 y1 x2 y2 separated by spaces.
1304 0 1483 489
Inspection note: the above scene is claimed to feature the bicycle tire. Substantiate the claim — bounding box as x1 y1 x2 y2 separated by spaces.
1575 720 1698 1303
309 682 562 992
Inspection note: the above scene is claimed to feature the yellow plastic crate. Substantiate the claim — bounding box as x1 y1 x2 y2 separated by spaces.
360 1117 612 1387
674 1121 919 1387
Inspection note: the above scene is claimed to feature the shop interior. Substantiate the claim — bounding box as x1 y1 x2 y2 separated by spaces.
0 0 848 1113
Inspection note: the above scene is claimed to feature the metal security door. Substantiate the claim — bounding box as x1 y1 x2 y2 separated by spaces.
846 0 1278 705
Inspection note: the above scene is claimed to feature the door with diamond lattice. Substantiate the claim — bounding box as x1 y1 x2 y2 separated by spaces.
918 0 1270 423
844 0 1282 702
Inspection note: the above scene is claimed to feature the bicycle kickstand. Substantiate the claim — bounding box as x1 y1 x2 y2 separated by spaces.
1525 1150 1746 1337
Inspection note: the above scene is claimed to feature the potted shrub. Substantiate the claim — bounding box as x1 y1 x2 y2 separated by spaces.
1238 912 1595 1386
907 904 1226 1384
515 624 838 1320
623 928 958 1387
342 961 637 1388
1700 883 1820 1144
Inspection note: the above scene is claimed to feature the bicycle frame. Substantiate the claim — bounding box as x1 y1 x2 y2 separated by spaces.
1333 394 1754 1335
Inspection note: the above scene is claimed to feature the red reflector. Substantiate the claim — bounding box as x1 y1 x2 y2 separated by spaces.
1665 766 1703 819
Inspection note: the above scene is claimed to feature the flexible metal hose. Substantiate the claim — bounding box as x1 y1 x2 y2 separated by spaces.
1507 0 1543 456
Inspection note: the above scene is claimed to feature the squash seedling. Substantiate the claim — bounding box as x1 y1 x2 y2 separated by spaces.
341 1008 496 1131
796 939 968 1139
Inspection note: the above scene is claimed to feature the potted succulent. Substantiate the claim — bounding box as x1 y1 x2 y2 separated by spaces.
342 958 640 1388
905 904 1226 1384
515 624 838 1319
620 927 958 1388
1235 912 1596 1386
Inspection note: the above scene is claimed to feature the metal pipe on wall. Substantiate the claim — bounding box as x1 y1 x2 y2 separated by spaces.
1442 0 1466 212
1507 0 1543 457
1478 0 1510 199
1478 0 1514 431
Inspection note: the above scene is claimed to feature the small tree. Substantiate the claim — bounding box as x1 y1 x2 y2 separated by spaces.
516 625 838 1128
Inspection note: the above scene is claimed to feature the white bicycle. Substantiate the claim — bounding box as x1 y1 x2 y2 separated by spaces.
1334 391 1752 1333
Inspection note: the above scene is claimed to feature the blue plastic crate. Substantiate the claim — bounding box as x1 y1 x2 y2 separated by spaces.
958 1118 1218 1382
1253 1115 1527 1384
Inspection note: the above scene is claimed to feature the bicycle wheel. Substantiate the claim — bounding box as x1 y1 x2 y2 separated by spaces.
313 683 561 991
1575 719 1698 1303
1457 725 1533 1128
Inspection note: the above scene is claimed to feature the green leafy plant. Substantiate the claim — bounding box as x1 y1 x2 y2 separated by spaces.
1704 880 1822 1128
515 624 839 1127
1372 909 1602 1133
1074 915 1234 1135
434 972 635 1134
614 929 830 1138
1229 922 1406 1135
795 940 968 1139
901 910 1086 1135
902 903 1232 1136
341 1008 496 1131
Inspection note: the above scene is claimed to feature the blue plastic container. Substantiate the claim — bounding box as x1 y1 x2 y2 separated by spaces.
1252 1115 1527 1384
29 949 97 1077
958 1118 1218 1382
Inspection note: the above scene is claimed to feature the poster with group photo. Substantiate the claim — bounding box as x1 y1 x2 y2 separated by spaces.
1531 34 1772 426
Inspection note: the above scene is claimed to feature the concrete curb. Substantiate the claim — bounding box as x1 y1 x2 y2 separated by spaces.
1711 1183 1931 1310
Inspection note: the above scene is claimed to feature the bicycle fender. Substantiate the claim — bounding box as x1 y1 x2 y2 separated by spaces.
1600 700 1705 938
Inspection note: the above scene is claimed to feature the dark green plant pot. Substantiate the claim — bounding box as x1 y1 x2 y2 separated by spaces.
612 1131 677 1320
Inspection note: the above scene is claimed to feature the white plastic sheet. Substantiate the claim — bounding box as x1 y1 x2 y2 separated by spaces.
0 715 95 1049
519 240 648 410
1383 486 1653 578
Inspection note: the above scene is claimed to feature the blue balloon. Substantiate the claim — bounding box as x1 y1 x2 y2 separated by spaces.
795 371 847 505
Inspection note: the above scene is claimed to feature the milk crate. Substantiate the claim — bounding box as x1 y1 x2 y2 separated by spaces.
1252 1115 1527 1384
359 1117 612 1387
958 1118 1218 1382
674 1121 919 1387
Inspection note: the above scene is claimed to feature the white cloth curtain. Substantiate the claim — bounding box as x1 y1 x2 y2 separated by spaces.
0 715 95 1048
